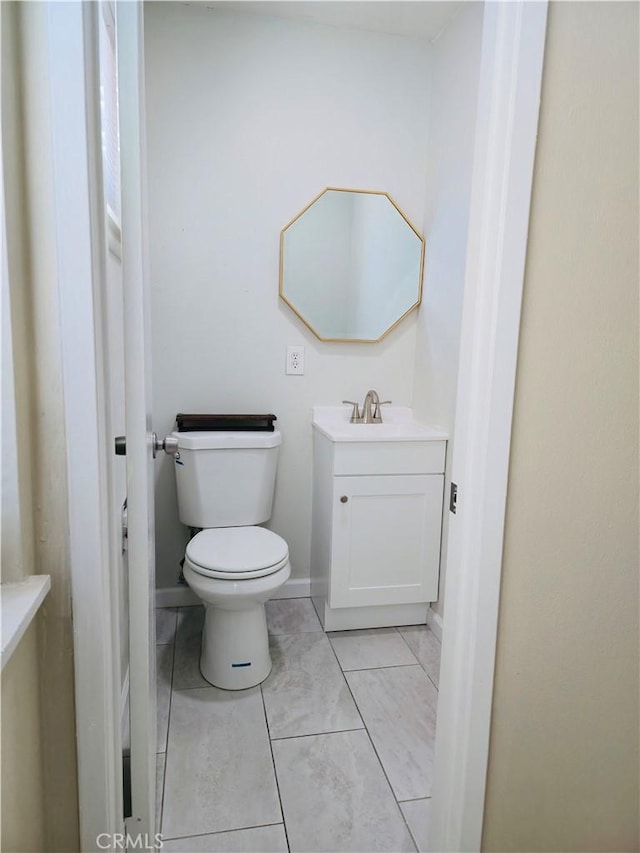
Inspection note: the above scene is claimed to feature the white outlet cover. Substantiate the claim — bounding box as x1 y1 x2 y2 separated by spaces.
286 345 305 375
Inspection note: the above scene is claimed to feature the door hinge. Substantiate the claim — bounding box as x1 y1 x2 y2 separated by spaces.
449 482 458 515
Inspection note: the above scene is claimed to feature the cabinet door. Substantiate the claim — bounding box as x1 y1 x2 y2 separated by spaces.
330 475 443 608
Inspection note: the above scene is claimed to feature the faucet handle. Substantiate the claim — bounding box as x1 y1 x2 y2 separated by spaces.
342 401 362 424
373 400 392 422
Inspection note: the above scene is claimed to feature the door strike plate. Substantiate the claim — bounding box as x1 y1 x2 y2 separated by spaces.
449 482 458 514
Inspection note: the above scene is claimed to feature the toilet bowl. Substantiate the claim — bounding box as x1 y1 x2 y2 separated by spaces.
183 526 290 689
172 424 288 690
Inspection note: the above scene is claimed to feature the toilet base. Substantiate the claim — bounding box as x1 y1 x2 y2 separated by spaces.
182 558 291 690
200 603 272 690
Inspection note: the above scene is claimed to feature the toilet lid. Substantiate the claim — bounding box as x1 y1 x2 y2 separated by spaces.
186 527 289 576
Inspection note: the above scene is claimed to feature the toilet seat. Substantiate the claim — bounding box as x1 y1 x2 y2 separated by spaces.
186 526 289 580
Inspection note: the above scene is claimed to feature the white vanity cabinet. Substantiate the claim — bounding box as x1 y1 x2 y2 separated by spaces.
310 408 447 631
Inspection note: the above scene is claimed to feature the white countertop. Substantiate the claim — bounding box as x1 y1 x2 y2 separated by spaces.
1 575 51 671
312 406 448 443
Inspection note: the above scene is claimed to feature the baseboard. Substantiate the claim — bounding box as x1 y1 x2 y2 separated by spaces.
155 586 199 608
271 577 310 599
426 606 443 641
155 576 311 608
317 599 429 632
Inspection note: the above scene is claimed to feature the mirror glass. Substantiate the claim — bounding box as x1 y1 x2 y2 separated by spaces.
280 189 424 342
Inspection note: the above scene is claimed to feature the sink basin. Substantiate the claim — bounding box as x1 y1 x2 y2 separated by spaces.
312 406 448 442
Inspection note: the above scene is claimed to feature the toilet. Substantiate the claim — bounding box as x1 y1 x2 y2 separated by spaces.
172 426 290 690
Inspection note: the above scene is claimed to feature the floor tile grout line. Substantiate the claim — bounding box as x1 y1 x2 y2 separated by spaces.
259 682 292 853
423 666 439 693
327 625 402 634
326 623 425 636
157 750 166 839
399 805 423 853
407 654 440 693
326 628 422 672
395 626 442 691
361 725 418 853
161 821 286 843
171 607 178 643
397 622 441 640
398 796 433 804
340 662 422 674
269 624 327 637
330 639 419 853
270 726 366 742
267 628 325 638
155 606 178 647
396 625 424 660
398 623 442 650
309 596 324 630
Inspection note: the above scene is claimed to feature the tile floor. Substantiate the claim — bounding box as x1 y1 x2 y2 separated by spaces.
155 599 441 853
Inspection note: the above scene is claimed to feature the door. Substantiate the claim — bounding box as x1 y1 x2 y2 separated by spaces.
330 475 443 608
428 4 548 850
117 1 156 837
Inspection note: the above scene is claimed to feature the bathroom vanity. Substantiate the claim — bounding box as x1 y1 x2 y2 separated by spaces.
310 406 447 631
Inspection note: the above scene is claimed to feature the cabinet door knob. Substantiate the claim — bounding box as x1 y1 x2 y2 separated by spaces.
340 495 348 503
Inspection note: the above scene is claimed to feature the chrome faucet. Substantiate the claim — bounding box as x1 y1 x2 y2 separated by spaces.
362 390 379 423
361 389 392 424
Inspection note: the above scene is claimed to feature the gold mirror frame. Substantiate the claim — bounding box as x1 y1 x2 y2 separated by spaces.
279 187 425 343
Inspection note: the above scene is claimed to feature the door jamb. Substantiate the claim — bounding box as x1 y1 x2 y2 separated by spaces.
55 1 548 849
428 3 548 850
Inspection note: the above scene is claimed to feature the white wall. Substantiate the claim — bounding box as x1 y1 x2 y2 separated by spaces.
412 3 485 618
145 3 433 589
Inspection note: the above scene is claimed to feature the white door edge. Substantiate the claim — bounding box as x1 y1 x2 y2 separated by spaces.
117 0 158 836
428 4 548 851
49 3 124 848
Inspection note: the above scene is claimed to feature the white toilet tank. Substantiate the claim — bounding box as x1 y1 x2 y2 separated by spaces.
172 429 281 529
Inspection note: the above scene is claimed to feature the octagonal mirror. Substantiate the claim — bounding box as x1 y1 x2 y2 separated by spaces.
279 188 425 342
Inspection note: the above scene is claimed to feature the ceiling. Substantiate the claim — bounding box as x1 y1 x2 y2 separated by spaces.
195 1 465 41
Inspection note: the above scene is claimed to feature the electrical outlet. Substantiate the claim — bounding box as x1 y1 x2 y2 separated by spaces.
286 345 305 375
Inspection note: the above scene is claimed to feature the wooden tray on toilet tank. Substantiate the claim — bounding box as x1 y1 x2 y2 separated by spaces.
175 413 277 432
